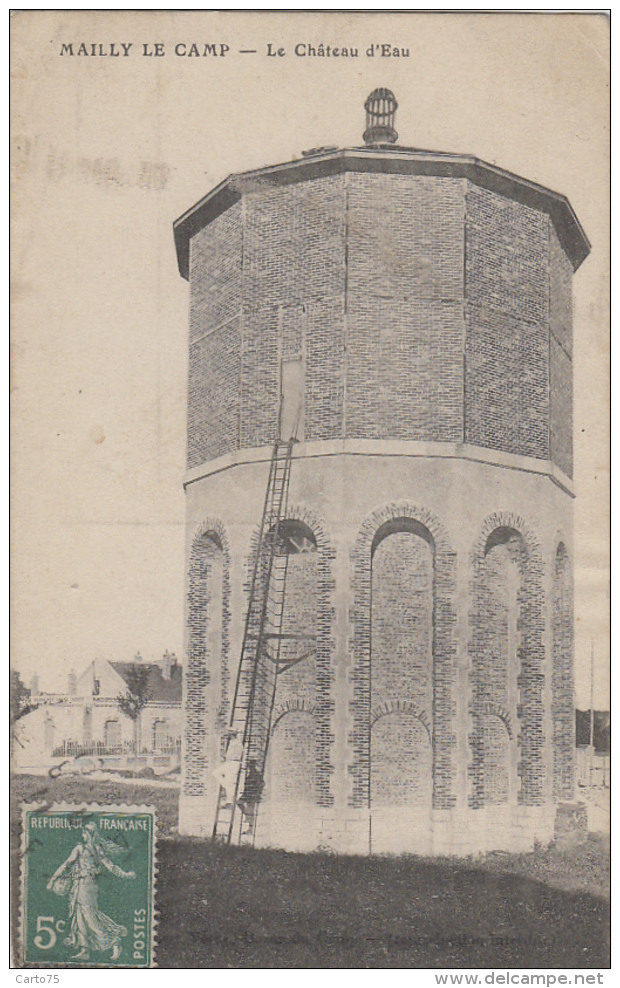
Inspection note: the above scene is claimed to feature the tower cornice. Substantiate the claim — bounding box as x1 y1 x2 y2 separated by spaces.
173 146 590 281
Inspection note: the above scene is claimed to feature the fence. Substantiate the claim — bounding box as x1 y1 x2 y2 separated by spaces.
52 739 181 758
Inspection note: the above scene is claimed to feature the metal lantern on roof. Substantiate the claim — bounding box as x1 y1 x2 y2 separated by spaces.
363 87 398 145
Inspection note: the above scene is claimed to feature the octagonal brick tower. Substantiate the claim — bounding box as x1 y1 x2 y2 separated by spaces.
174 91 589 855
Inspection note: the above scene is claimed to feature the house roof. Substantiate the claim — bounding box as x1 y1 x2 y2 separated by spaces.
110 662 182 704
173 145 590 281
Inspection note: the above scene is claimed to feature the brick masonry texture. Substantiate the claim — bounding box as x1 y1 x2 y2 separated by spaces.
468 514 545 810
371 533 433 712
369 533 433 807
184 521 231 798
181 161 579 852
351 504 457 812
552 542 575 800
269 711 316 804
187 319 241 464
371 714 432 808
465 185 550 463
549 225 574 477
345 175 465 443
186 173 574 478
245 505 336 808
189 202 243 345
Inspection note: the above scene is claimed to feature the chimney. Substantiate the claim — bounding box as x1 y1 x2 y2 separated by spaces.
363 88 398 146
161 651 174 680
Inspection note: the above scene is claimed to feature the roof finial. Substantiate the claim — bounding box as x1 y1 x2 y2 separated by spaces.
363 88 398 145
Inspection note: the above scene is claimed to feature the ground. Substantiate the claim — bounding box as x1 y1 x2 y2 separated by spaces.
11 774 610 969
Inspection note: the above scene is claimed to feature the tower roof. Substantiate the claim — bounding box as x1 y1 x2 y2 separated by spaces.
174 145 590 280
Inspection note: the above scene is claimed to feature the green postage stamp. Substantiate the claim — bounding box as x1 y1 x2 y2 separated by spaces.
20 804 156 967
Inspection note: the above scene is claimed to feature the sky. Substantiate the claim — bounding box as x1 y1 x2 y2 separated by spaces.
11 11 609 705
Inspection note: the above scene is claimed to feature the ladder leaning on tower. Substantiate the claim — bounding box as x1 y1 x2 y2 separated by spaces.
212 398 314 846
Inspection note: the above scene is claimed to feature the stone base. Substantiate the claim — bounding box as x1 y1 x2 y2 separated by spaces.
179 792 215 839
180 792 560 857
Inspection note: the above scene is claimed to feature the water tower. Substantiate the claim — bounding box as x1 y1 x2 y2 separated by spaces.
173 90 589 854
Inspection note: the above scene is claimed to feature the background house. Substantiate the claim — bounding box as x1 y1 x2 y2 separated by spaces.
12 652 182 769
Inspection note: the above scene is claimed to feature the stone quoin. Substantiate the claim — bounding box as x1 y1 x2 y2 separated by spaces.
173 89 589 855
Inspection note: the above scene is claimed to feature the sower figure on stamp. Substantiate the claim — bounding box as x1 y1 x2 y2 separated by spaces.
212 730 244 807
237 759 265 835
47 821 136 961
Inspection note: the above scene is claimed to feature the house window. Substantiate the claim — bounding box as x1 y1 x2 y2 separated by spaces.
93 679 100 696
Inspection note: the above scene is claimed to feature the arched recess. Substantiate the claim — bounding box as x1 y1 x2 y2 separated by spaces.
246 505 335 808
184 520 231 799
479 714 513 805
468 514 545 808
552 541 574 800
267 708 317 806
371 519 433 808
351 503 457 810
370 705 432 808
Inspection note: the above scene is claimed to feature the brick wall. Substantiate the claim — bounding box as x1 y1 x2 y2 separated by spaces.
189 203 243 345
187 320 241 466
469 515 545 809
268 710 316 803
480 715 511 805
371 532 433 709
187 172 574 477
351 504 457 811
184 524 231 798
465 185 550 461
552 542 575 800
369 531 433 806
243 507 336 808
241 177 346 449
265 545 318 803
370 713 432 807
549 225 574 477
346 174 465 443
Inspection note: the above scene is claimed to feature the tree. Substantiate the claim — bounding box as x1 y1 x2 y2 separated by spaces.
575 709 610 753
116 665 151 755
10 669 37 755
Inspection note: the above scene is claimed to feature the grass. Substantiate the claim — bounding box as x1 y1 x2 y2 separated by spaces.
11 775 610 969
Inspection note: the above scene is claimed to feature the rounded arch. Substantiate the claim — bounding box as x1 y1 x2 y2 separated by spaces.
372 516 434 557
272 699 316 732
190 516 230 558
247 504 333 571
356 501 452 560
370 699 432 741
350 501 457 812
475 702 513 740
472 511 541 566
276 519 317 554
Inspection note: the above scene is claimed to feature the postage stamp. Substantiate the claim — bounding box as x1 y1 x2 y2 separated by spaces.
20 804 156 968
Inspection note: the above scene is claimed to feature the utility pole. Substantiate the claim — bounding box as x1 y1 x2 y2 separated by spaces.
588 640 595 793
